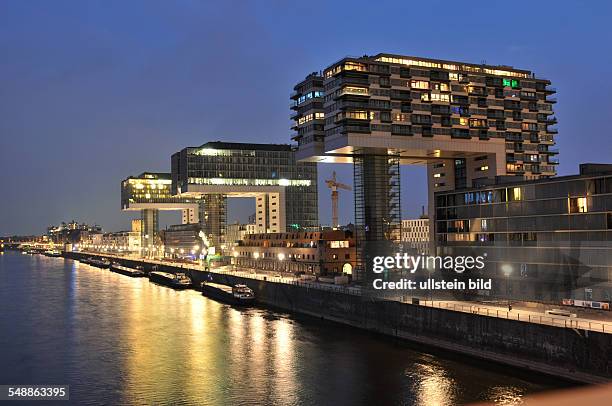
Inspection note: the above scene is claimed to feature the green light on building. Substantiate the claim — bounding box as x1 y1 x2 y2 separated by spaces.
503 79 520 88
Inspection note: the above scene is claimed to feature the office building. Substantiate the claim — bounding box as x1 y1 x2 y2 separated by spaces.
434 164 612 303
171 142 319 249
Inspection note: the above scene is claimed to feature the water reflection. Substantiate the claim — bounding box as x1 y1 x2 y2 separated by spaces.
0 252 560 405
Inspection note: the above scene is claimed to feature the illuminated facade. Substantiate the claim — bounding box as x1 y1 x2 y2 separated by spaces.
121 172 199 253
171 142 318 248
435 164 612 303
291 53 557 279
235 229 356 275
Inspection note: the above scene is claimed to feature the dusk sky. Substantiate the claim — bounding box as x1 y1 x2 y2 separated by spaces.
1 0 611 235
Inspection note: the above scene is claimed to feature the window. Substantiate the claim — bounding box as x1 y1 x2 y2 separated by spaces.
432 82 450 91
420 93 430 101
411 80 429 89
393 113 410 122
340 111 369 120
503 79 520 88
569 197 588 213
509 187 522 201
459 117 468 126
340 86 368 96
431 93 450 102
469 118 487 128
477 165 489 171
433 173 444 178
522 122 538 131
451 106 467 115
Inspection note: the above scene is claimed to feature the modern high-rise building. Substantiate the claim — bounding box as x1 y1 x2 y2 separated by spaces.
291 53 557 279
171 141 319 248
434 164 612 303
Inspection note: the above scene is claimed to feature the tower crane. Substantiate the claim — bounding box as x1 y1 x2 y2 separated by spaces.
325 171 351 228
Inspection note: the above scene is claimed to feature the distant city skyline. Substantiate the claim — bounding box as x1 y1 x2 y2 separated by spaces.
1 1 611 235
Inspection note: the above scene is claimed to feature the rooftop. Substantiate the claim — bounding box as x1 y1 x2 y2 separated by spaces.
196 141 293 152
437 163 612 193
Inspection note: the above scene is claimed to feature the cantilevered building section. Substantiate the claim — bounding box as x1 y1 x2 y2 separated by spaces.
171 142 318 248
121 172 199 254
291 53 557 280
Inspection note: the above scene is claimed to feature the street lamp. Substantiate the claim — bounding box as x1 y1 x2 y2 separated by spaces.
278 252 285 274
501 264 513 310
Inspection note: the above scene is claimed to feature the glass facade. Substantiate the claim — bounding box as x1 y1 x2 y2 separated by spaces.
435 166 612 304
171 142 319 231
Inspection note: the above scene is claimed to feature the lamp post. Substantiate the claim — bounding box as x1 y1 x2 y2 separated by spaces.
278 252 285 274
501 264 513 310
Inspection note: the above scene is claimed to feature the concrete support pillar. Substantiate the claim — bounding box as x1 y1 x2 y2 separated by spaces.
141 208 159 257
199 194 226 253
256 194 267 233
181 207 198 224
353 152 401 281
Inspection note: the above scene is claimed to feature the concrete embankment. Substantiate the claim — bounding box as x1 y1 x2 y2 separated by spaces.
65 252 611 384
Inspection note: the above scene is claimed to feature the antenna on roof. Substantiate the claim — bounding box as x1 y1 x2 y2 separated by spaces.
481 59 487 65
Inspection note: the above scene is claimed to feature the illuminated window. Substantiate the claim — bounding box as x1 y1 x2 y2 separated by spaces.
410 80 429 89
340 86 368 96
469 118 487 128
340 111 368 120
503 79 520 88
569 197 588 213
477 165 489 171
459 117 468 126
431 93 450 102
344 62 366 72
522 122 538 131
509 187 522 201
420 93 430 101
433 173 444 178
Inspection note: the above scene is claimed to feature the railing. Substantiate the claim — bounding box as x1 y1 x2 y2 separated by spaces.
416 300 612 334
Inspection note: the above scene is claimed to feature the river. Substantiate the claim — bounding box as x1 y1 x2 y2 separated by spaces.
0 251 561 405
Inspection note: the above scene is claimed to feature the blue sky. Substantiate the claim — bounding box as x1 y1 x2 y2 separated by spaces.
1 0 611 234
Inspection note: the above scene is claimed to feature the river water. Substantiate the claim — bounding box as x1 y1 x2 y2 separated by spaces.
0 251 561 405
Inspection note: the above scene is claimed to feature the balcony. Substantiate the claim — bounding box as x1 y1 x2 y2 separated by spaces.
290 90 299 99
546 126 559 134
547 97 558 103
548 157 560 164
539 134 555 143
545 86 557 94
341 125 371 134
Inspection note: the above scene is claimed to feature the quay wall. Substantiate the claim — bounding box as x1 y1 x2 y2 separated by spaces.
65 252 611 384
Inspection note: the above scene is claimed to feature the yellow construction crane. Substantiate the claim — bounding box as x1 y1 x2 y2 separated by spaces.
325 171 351 228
